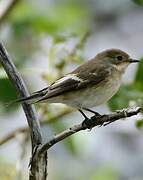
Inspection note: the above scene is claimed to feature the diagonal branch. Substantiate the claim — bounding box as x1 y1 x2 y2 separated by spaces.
38 107 141 154
0 126 27 146
0 109 73 146
0 42 47 180
0 42 42 148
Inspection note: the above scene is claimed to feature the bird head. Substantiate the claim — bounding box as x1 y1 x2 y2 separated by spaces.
96 49 139 73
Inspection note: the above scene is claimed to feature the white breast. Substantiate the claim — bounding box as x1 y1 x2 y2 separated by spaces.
85 75 121 107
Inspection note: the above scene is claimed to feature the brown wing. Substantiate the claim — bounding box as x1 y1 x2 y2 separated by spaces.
37 63 111 102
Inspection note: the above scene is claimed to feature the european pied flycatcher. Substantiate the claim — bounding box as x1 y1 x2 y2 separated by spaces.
15 49 139 119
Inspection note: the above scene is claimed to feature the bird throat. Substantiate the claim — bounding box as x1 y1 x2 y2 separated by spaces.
113 63 129 73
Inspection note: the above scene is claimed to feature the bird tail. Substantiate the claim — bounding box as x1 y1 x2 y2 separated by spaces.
4 87 49 107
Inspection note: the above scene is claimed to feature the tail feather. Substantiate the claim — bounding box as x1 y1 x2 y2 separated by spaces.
4 87 49 107
15 93 43 104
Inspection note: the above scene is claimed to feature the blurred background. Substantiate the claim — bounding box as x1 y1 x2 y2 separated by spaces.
0 0 143 179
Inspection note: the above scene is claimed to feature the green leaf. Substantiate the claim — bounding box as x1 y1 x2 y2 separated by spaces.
55 59 66 70
136 120 143 129
133 0 143 6
0 78 18 113
108 86 131 110
134 58 143 91
108 85 143 111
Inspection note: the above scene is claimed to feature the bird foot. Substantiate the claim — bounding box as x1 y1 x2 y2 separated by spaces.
82 115 101 129
82 117 92 129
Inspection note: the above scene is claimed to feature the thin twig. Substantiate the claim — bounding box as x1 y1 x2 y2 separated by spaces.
0 109 73 146
0 127 27 145
70 31 90 57
38 107 141 154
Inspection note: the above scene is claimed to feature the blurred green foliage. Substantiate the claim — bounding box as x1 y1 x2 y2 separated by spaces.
133 0 143 6
90 167 119 180
108 84 143 110
0 78 17 102
0 76 18 113
10 2 89 36
134 58 143 90
136 119 143 129
108 60 143 111
0 160 16 180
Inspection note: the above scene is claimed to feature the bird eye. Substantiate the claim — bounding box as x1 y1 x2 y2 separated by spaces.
116 55 123 61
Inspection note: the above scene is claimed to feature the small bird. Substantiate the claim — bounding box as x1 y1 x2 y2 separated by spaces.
16 49 139 119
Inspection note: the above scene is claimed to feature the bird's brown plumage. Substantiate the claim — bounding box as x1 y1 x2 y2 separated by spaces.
14 48 135 108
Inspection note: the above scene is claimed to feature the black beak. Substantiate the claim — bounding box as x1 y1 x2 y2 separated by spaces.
129 59 140 63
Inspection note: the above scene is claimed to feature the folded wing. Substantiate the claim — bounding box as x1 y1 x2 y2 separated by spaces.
15 62 111 104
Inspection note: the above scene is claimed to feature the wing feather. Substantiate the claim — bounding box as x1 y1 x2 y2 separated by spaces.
14 60 111 104
37 65 111 102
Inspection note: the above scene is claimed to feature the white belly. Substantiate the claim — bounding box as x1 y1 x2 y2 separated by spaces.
49 74 121 109
79 78 120 108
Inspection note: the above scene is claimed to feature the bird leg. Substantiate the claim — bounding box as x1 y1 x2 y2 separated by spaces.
79 108 104 128
78 109 89 119
78 109 96 129
83 108 101 117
